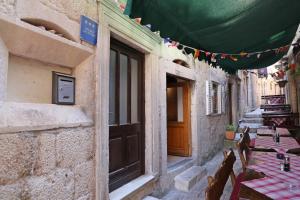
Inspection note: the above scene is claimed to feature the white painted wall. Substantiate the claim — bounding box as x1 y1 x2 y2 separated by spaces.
7 55 72 103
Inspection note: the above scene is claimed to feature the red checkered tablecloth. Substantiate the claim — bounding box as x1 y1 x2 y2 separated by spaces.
251 152 300 166
271 117 287 126
248 159 300 183
242 177 300 200
257 129 274 135
276 128 290 136
257 128 291 136
269 97 285 104
248 152 300 183
254 137 299 153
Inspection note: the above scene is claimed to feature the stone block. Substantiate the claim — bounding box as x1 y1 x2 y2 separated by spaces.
56 127 94 168
27 169 74 200
174 166 207 192
0 36 8 101
0 133 37 184
34 132 56 175
76 194 91 200
143 196 160 200
74 160 94 199
0 0 16 15
38 0 98 22
0 182 22 200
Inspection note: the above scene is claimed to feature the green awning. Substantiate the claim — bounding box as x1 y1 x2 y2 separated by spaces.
125 0 300 73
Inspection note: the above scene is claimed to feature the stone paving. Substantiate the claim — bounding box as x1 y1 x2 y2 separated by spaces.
159 149 243 200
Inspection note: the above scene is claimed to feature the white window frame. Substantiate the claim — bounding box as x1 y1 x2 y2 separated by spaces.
206 80 225 115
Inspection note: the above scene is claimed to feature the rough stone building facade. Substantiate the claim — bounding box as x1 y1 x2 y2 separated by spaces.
0 0 257 199
286 26 300 116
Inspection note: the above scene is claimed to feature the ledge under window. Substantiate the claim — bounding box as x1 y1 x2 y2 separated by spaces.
0 102 93 134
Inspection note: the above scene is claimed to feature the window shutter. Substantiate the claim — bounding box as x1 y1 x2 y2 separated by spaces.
221 85 226 113
206 80 212 115
218 85 222 114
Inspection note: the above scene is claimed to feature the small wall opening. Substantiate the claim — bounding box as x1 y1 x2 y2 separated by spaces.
21 18 76 41
173 59 190 68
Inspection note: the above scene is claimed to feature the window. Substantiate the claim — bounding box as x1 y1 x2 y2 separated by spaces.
237 83 240 111
206 80 224 115
167 86 184 122
212 82 219 114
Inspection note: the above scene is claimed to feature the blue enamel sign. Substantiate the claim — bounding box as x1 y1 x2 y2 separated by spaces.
80 15 98 45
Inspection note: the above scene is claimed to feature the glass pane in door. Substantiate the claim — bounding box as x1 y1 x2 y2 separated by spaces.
177 87 183 122
109 50 117 125
131 58 139 123
120 54 128 124
167 86 183 122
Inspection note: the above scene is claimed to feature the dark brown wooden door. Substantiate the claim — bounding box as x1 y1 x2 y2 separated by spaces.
109 39 144 192
167 81 191 156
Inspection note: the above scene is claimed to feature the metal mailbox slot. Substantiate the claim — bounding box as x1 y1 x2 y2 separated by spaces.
52 72 75 105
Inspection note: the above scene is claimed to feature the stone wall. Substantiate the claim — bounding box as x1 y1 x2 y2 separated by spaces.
195 62 228 164
0 0 97 22
0 126 95 200
0 0 97 199
0 0 16 16
39 0 98 22
0 36 8 101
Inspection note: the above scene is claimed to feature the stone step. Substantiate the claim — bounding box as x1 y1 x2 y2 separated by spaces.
237 127 257 133
174 166 207 192
143 196 160 200
239 123 262 129
234 132 256 141
244 113 262 118
242 118 263 123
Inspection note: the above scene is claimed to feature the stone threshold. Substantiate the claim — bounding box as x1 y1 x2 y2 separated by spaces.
109 174 156 200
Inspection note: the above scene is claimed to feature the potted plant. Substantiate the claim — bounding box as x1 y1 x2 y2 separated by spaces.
225 124 236 140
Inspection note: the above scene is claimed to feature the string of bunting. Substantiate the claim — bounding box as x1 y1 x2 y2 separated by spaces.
164 38 291 64
129 16 294 70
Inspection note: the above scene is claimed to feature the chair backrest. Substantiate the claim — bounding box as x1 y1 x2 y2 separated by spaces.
236 134 251 172
243 127 251 147
205 149 236 200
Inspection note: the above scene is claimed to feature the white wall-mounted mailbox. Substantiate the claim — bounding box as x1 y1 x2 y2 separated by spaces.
52 72 75 105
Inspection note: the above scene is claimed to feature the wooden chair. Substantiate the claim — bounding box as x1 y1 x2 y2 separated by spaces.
242 126 276 153
243 127 251 147
205 149 265 200
205 149 236 200
236 134 251 172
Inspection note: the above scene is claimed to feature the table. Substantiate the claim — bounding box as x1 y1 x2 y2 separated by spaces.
277 128 290 136
240 151 300 199
254 136 299 153
242 177 300 200
256 128 290 137
248 152 300 183
262 112 299 128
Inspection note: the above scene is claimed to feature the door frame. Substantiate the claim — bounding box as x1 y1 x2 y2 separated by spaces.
108 38 145 191
95 1 162 198
159 63 197 177
166 80 192 157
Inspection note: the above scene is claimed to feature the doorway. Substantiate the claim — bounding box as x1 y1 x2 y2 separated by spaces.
166 75 191 165
108 39 145 192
